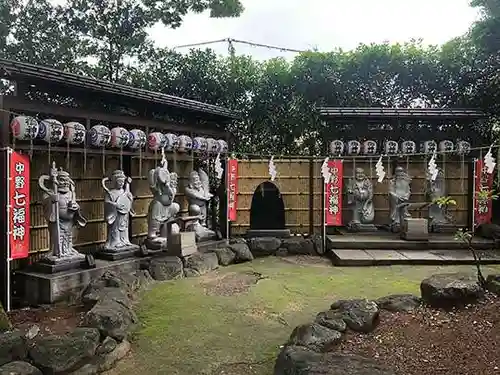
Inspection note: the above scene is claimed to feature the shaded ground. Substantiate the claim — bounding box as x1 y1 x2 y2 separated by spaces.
340 295 500 375
107 256 500 375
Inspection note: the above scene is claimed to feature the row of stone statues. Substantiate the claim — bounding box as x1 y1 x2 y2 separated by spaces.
39 159 218 264
345 166 451 232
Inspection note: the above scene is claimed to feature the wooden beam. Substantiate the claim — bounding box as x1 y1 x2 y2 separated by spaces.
3 97 227 138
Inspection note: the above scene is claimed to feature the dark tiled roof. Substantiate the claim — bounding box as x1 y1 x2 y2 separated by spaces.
318 107 487 120
0 58 239 120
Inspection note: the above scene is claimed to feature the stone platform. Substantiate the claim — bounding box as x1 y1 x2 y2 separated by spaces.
16 257 147 305
327 231 500 266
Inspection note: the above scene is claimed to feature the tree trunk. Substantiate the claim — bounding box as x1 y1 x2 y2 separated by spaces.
0 302 12 332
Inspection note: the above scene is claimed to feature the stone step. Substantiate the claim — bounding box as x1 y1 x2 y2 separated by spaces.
330 249 500 266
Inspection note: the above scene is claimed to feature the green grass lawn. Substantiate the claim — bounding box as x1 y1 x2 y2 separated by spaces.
109 257 500 375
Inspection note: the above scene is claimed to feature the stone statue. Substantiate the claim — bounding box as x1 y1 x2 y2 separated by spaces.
346 167 376 231
185 168 216 241
39 162 87 262
426 168 453 231
101 170 138 253
145 159 180 249
388 166 412 230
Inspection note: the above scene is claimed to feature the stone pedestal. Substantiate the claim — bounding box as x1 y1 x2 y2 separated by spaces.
246 229 291 238
95 244 140 261
166 232 198 257
430 222 458 234
401 218 429 241
346 223 378 233
34 256 86 274
17 257 145 305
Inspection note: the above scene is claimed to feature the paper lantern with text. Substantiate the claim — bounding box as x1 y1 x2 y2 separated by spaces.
177 135 193 152
64 122 86 145
439 140 454 154
148 132 166 151
217 139 228 154
421 140 437 154
193 137 208 153
10 116 39 140
127 129 147 149
347 140 361 155
401 140 416 154
363 140 377 155
456 140 471 155
40 119 64 144
385 140 399 154
206 138 219 154
329 140 344 155
110 127 130 148
164 133 179 152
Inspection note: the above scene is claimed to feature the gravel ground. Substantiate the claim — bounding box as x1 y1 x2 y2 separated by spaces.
340 295 500 375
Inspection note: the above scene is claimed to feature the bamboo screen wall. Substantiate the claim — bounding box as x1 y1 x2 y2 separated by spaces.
232 158 471 235
25 150 194 267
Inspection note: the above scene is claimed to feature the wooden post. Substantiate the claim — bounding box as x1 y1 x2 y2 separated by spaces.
308 157 314 235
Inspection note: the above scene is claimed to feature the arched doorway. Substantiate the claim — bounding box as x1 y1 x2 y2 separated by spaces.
250 182 285 230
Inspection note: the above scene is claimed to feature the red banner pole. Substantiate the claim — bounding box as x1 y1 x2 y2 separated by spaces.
5 148 11 312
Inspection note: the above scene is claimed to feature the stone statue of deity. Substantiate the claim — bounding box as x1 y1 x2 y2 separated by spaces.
102 170 138 252
185 169 216 241
388 166 412 230
39 162 87 261
426 168 453 230
145 159 180 249
346 167 376 231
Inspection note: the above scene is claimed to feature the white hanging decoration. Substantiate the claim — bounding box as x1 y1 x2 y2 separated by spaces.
268 156 277 182
321 157 331 182
375 156 385 183
484 145 496 174
214 153 223 180
427 152 438 181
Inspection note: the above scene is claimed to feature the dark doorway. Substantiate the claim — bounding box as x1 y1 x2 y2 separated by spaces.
250 182 285 230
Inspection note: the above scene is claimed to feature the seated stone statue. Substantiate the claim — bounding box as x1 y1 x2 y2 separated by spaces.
184 169 215 241
389 166 412 231
102 170 138 252
39 162 87 262
346 167 376 231
145 160 180 250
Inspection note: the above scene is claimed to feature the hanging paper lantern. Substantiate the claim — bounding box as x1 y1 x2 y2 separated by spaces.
110 127 130 148
439 140 454 153
127 129 147 149
164 133 179 152
63 122 86 145
384 140 398 154
362 140 377 155
177 135 193 153
10 116 39 141
217 139 228 154
421 140 437 154
347 140 361 155
148 132 166 151
192 137 208 153
87 124 111 147
206 138 219 154
401 140 417 154
40 119 64 144
456 140 471 155
329 140 344 155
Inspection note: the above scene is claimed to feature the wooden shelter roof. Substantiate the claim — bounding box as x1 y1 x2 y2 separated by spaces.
0 58 240 121
318 107 488 121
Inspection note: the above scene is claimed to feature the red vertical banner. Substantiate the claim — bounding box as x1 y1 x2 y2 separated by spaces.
227 159 238 222
325 160 343 226
8 151 30 260
474 159 494 227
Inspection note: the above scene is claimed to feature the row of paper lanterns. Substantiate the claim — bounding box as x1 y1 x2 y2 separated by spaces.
10 116 228 154
329 139 472 156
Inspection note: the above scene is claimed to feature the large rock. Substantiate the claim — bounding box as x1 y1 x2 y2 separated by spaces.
486 274 500 295
97 339 130 372
228 241 254 262
420 273 484 308
330 299 379 333
287 323 342 352
29 328 100 374
248 237 282 256
82 286 131 307
82 299 137 342
274 345 395 375
148 256 184 281
310 234 324 255
0 330 27 366
0 361 42 375
375 294 421 312
214 247 236 266
183 252 219 277
314 310 347 332
279 238 316 256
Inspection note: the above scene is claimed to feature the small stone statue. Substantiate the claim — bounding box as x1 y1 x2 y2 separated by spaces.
145 159 180 249
426 168 453 231
102 170 138 252
388 166 412 230
39 162 87 262
346 167 376 231
185 168 216 241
